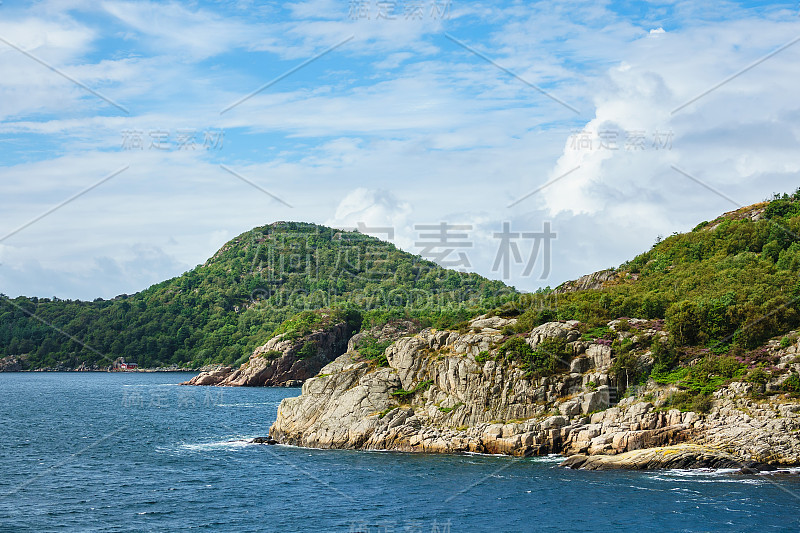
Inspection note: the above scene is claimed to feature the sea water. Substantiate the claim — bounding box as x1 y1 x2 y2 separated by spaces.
1 372 799 532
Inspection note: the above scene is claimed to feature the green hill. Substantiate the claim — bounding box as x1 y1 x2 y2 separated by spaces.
0 222 514 370
502 191 800 373
6 191 800 374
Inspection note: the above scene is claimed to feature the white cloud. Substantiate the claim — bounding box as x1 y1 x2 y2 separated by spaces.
2 1 800 300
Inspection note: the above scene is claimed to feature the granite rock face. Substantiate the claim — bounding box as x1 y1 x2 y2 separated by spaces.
181 322 350 387
270 318 800 468
0 356 23 372
561 444 751 470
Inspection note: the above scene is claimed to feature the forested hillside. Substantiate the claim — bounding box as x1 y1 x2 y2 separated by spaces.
0 222 513 369
5 191 800 373
507 192 800 353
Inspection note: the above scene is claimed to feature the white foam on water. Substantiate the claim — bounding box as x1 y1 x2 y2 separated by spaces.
176 438 254 452
215 402 276 408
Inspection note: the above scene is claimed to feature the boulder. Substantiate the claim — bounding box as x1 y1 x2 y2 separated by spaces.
251 436 278 445
585 344 613 371
581 387 610 414
528 322 581 348
561 444 752 470
570 357 590 374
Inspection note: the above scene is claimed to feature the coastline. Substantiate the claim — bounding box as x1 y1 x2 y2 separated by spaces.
268 317 800 470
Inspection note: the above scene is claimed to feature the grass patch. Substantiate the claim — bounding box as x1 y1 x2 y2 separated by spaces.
260 350 283 361
377 407 396 419
438 402 464 413
658 390 713 414
355 335 393 367
392 380 433 399
498 336 571 377
581 325 612 342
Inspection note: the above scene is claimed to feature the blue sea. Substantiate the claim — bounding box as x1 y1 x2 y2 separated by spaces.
1 373 799 532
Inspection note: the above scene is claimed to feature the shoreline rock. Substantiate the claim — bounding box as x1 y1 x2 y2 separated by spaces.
269 319 800 469
560 444 758 470
181 321 351 387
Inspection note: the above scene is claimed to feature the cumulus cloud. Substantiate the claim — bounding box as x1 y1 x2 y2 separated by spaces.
325 188 413 246
540 17 800 234
2 1 799 299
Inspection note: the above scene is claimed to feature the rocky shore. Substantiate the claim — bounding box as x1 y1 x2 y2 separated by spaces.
269 316 800 470
560 444 777 471
181 321 351 387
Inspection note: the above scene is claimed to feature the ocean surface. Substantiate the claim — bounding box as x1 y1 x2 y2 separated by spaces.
1 373 799 532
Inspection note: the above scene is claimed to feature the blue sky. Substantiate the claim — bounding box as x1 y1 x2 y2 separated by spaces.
1 0 799 299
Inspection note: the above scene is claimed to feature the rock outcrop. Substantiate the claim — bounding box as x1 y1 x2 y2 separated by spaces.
182 322 351 387
0 355 23 372
269 318 800 468
554 269 622 294
561 444 754 470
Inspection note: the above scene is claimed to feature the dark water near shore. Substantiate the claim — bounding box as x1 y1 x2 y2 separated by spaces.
1 373 799 532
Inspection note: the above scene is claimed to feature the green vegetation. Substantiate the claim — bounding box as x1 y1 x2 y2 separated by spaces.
376 407 396 419
355 335 394 367
783 373 800 394
581 325 612 342
498 336 571 377
295 341 318 360
392 380 433 399
0 222 513 369
659 390 713 414
651 354 744 395
508 193 800 354
475 350 491 364
475 190 800 397
438 402 464 413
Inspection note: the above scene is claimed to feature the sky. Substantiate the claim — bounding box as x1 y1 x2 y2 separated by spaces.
0 0 799 300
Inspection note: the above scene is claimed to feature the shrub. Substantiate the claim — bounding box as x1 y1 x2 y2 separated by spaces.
746 366 769 385
392 380 433 399
615 319 632 332
356 335 393 367
782 373 800 393
296 341 318 359
651 339 677 374
261 350 283 361
498 336 533 362
681 354 744 394
666 301 703 346
610 351 643 390
475 350 491 364
498 336 570 376
661 390 713 414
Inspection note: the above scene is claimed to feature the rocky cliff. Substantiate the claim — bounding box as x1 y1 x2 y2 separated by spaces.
0 355 23 372
182 321 351 387
269 316 800 468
